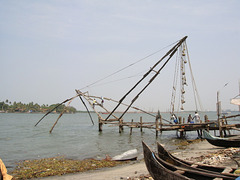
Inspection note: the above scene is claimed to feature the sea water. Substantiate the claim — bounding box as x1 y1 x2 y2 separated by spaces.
0 111 239 168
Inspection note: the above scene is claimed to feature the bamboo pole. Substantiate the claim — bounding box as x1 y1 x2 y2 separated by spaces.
160 114 162 134
178 117 184 138
105 36 188 121
95 97 156 117
75 89 94 125
204 115 209 131
98 117 103 132
117 45 186 121
119 118 123 133
79 93 104 120
130 119 133 135
217 91 223 137
80 92 120 121
49 99 73 133
140 116 143 132
155 116 159 137
220 114 240 119
35 96 76 126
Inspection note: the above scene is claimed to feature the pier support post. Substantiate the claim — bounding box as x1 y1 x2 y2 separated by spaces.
140 117 143 132
130 119 133 135
160 115 162 134
222 115 229 136
119 118 123 133
217 91 223 137
179 116 182 124
204 115 209 131
98 117 103 132
218 117 223 137
224 115 231 135
178 117 184 138
204 115 208 122
155 117 159 137
155 111 160 137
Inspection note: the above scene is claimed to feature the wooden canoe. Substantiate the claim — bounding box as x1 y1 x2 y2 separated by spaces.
142 141 237 180
203 130 240 148
157 142 238 178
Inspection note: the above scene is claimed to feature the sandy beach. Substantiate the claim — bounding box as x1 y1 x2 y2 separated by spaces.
34 139 240 180
36 162 148 180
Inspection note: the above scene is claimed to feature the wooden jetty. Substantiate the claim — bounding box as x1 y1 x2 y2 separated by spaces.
35 85 240 138
35 36 240 138
73 90 240 138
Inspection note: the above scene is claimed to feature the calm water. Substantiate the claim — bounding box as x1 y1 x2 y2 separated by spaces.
0 111 239 168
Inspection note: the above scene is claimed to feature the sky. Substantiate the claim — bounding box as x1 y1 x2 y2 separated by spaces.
1 0 240 112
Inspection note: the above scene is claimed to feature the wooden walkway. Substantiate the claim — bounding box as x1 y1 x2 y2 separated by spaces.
35 90 240 137
98 113 240 138
74 90 240 138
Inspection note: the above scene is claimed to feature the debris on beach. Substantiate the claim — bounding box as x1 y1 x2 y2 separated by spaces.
186 147 240 166
120 173 152 180
10 156 129 179
175 138 203 149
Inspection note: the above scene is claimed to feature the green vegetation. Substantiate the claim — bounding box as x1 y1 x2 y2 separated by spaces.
0 99 77 113
10 156 128 179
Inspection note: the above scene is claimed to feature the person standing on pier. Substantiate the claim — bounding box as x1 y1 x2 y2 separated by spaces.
171 114 178 124
93 99 97 108
187 114 192 123
192 111 201 123
192 111 202 138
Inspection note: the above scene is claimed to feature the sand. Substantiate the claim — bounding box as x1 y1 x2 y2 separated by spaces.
35 140 236 180
37 162 147 180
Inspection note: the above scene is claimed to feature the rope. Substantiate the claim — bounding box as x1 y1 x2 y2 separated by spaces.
185 43 204 111
85 70 146 88
79 40 180 90
170 48 180 114
169 41 204 113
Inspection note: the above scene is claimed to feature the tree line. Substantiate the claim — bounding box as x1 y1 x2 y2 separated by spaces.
0 99 77 113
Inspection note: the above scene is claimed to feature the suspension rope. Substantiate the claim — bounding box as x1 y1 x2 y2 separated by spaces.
169 41 203 113
86 70 146 88
185 43 204 111
170 48 180 114
79 40 180 90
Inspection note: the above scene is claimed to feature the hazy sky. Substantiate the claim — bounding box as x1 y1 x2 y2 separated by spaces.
1 0 240 112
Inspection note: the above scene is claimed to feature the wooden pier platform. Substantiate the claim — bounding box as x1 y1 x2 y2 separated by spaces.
98 113 240 138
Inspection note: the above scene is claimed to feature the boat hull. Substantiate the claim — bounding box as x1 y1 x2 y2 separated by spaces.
157 142 237 178
203 130 240 148
142 141 236 180
142 141 190 180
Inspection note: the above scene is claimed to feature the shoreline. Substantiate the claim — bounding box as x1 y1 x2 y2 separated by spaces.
36 161 148 180
15 139 238 180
